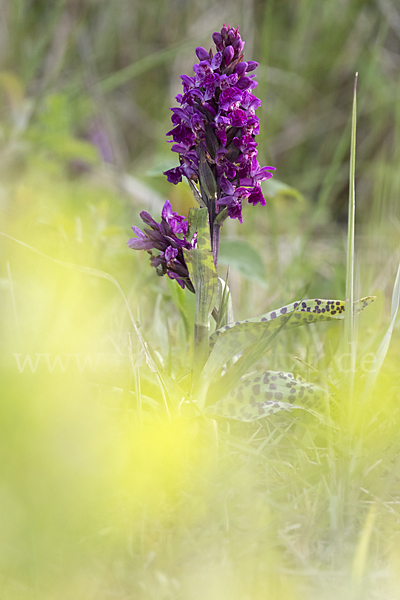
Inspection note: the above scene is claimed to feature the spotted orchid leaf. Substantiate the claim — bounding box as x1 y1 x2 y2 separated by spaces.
211 296 375 349
194 296 375 409
206 370 327 422
209 296 375 373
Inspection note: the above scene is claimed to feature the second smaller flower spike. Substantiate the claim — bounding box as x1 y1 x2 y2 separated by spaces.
164 24 275 224
127 201 196 292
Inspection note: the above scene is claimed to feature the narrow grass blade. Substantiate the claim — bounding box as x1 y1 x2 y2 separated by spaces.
213 275 233 331
344 73 358 398
363 260 400 397
351 504 377 587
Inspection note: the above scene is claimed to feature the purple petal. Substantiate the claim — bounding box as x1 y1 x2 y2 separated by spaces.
195 46 210 61
234 62 247 77
163 167 183 185
167 271 186 289
228 203 243 223
164 246 178 264
212 32 223 48
161 200 173 221
230 109 247 127
131 226 146 238
220 175 235 195
237 76 254 91
140 211 159 229
248 186 266 206
211 51 222 71
246 61 258 72
223 46 234 66
127 238 154 250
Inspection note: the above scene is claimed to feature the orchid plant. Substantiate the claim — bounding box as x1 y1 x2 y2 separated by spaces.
128 25 374 421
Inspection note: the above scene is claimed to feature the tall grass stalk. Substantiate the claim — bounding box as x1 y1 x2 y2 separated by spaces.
343 73 358 403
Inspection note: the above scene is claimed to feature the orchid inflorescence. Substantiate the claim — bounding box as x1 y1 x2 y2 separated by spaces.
128 24 275 290
127 200 195 291
164 24 275 223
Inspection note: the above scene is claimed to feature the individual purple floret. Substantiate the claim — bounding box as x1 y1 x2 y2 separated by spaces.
163 24 275 224
127 200 196 291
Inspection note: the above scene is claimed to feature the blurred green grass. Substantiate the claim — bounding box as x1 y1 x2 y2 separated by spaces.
1 1 400 598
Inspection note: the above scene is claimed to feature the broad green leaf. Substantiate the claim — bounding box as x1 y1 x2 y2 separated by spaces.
206 370 326 422
262 178 304 202
218 239 267 287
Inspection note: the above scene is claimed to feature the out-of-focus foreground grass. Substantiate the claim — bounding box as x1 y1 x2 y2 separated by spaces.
1 1 400 599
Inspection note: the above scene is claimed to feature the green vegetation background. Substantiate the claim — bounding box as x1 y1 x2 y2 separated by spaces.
0 1 399 599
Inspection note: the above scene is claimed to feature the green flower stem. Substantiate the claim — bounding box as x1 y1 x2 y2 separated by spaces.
184 208 218 389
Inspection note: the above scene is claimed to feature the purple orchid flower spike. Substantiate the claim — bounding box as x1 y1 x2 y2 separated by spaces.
128 24 275 289
163 24 276 235
127 200 196 292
